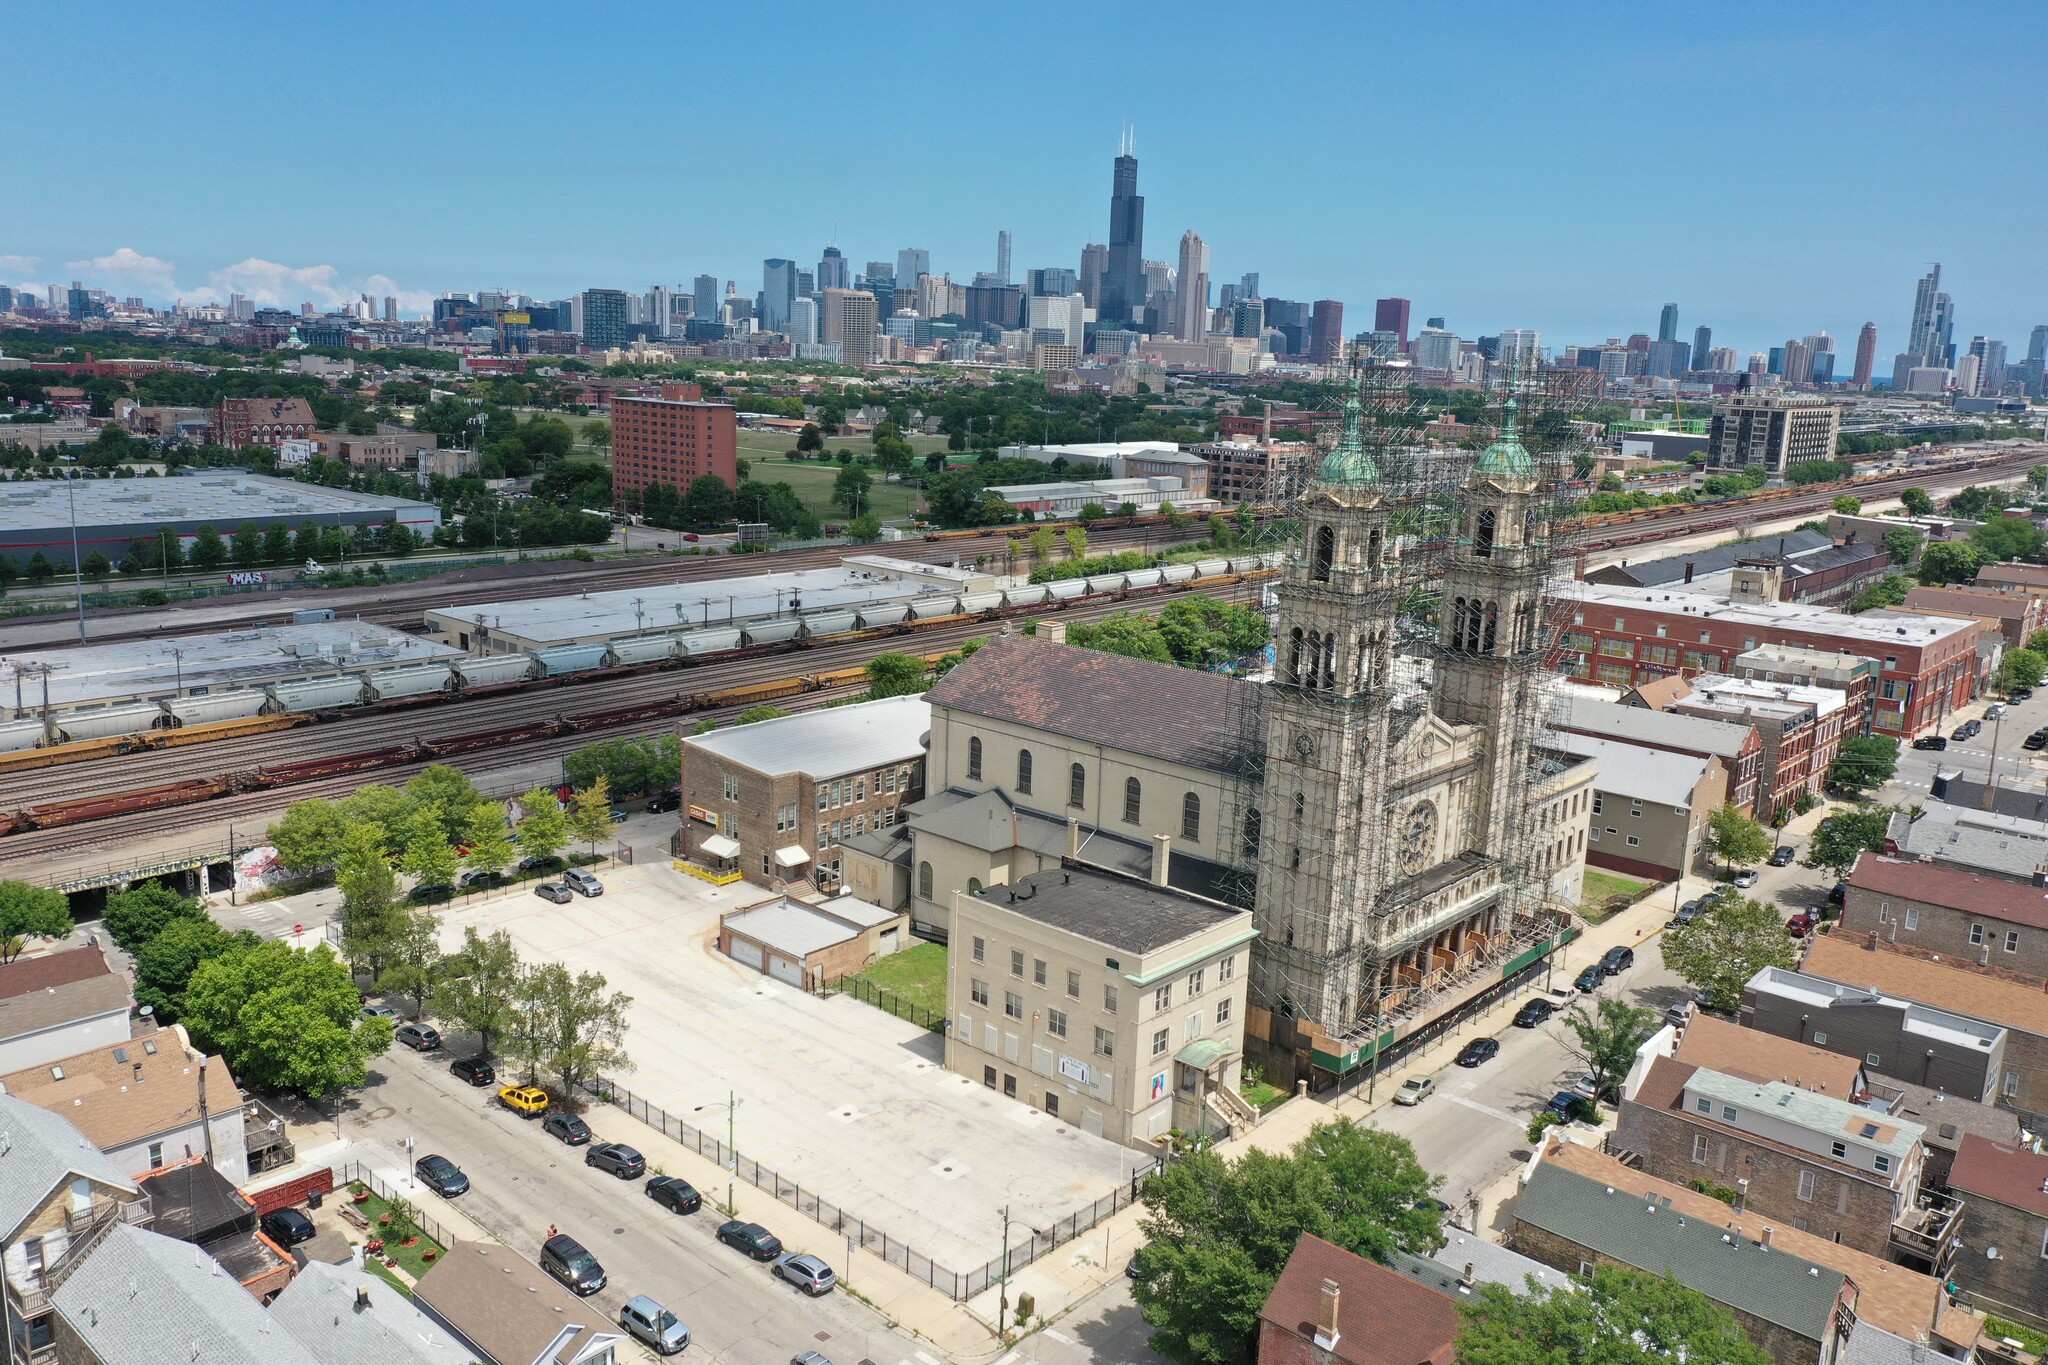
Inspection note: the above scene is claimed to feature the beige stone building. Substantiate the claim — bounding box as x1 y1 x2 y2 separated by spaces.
944 859 1255 1148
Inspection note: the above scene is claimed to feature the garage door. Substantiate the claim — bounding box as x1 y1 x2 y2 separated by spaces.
730 938 764 970
768 955 804 987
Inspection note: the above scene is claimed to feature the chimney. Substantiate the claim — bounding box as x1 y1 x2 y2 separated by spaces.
1461 1262 1476 1289
1312 1277 1341 1352
1683 561 1695 584
1760 1226 1774 1247
354 1286 371 1311
1066 817 1081 860
196 1059 215 1169
1151 834 1172 887
1040 620 1068 643
1734 1178 1748 1213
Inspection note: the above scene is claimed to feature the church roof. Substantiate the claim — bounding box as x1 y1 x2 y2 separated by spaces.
1314 380 1382 488
1472 398 1535 478
926 634 1263 777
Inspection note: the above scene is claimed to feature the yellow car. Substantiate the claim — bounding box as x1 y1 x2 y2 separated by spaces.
499 1085 549 1117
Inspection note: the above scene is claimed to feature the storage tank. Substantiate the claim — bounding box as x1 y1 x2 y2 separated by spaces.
263 677 370 713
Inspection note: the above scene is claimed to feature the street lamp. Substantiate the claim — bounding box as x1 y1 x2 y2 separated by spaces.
691 1092 744 1215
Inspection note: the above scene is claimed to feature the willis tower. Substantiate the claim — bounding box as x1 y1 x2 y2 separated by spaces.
1100 125 1144 326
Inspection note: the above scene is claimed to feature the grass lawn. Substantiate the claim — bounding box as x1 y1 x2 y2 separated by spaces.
734 427 949 460
1240 1079 1287 1112
1579 868 1653 921
757 458 923 523
362 1256 413 1299
848 942 948 1015
347 1183 446 1284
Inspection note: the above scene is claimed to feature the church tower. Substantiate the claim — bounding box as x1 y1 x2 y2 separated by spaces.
1247 380 1400 1031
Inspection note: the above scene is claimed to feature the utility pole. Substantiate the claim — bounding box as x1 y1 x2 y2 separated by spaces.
997 1204 1012 1333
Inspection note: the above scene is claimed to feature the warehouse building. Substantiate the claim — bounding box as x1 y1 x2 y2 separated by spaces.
0 473 439 569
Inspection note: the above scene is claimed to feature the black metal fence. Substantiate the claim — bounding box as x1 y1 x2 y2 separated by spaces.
818 972 946 1033
336 1161 453 1251
579 1076 1158 1300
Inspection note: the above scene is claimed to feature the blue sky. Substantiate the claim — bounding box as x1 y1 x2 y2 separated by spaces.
3 2 2041 359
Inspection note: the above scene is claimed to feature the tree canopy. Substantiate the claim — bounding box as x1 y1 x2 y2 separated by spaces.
1661 895 1798 1015
1457 1265 1773 1365
100 882 203 953
1917 541 1986 587
864 651 930 698
1828 735 1899 798
1702 803 1772 867
183 940 391 1096
1804 806 1895 881
1563 998 1659 1103
0 881 73 963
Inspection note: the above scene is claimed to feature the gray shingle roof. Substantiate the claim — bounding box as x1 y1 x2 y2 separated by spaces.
1556 696 1754 759
1515 1162 1845 1339
1588 529 1834 587
268 1260 473 1365
971 863 1245 955
1390 1231 1576 1298
0 1091 138 1242
51 1223 322 1365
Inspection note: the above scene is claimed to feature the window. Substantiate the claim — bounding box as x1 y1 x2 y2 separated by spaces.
148 1142 164 1169
1187 968 1205 996
1874 1155 1891 1175
971 935 985 963
1695 1097 1712 1114
817 787 829 812
22 1235 44 1282
1185 1010 1204 1040
1104 983 1119 1013
1692 1135 1709 1164
1004 991 1023 1020
1218 954 1235 982
1812 1031 1828 1045
1241 808 1262 860
1046 1009 1068 1039
1216 997 1232 1025
1155 985 1172 1011
1011 949 1024 978
2006 1070 2021 1097
1626 836 1640 847
1069 763 1086 808
1003 1073 1017 1098
1066 969 1081 999
1017 749 1033 794
1094 1026 1115 1057
1592 793 1604 815
968 737 983 781
1123 777 1142 825
762 854 772 876
971 979 989 1006
1970 924 1985 946
983 1065 997 1088
1033 958 1048 986
1182 792 1201 841
1904 907 1918 930
1045 1092 1060 1118
1721 1105 1737 1121
1152 1028 1170 1057
1796 1170 1816 1201
2007 930 2021 954
1830 1141 1847 1159
722 775 739 801
1866 1052 1882 1066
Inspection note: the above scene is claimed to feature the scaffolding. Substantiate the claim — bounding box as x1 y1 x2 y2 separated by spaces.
1224 350 1598 1088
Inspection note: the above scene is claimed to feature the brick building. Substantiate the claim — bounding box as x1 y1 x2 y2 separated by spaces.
1584 529 1891 609
1555 694 1762 815
1945 1134 2048 1331
1843 853 2048 977
610 380 737 509
1732 644 1879 739
1256 1233 1458 1365
1667 674 1849 819
1903 583 2048 651
215 397 314 448
679 696 928 893
1560 583 1979 739
1191 440 1318 506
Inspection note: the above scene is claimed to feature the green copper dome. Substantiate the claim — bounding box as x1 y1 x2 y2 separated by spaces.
1315 384 1382 488
1473 397 1534 478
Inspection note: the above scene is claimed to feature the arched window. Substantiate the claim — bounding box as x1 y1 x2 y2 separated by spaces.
967 877 983 896
1367 529 1383 568
1288 627 1304 685
1182 792 1201 841
1122 777 1142 825
967 736 983 781
1474 508 1496 558
1293 791 1306 824
1482 601 1498 652
1322 632 1337 689
1016 749 1033 794
1310 524 1335 581
1242 808 1263 861
1303 630 1321 688
918 861 934 900
1069 763 1086 808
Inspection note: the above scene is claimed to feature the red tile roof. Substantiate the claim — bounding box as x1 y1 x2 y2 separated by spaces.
1947 1133 2048 1219
0 944 113 1001
1259 1233 1459 1365
1848 853 2048 930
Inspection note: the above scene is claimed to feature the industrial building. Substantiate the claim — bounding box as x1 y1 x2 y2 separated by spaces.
0 474 440 569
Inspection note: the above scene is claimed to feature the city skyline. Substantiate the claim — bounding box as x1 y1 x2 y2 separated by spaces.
3 4 2041 357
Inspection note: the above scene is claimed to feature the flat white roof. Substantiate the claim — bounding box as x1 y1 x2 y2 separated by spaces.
0 473 435 532
723 897 864 959
687 694 929 778
1574 583 1980 648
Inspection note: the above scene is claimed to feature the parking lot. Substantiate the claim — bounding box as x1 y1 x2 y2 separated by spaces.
435 857 1137 1272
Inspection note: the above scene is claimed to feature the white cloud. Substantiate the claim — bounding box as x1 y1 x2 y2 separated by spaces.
0 254 39 273
65 247 180 296
44 246 431 317
207 257 345 308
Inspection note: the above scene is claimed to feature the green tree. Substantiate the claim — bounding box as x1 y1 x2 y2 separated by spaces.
2032 465 2048 491
1069 612 1175 663
335 821 402 977
24 552 55 587
0 881 74 963
1973 515 2047 563
461 805 514 880
2027 628 2048 656
1804 807 1896 881
134 917 250 1023
337 786 417 858
403 765 487 843
872 435 916 482
230 524 262 567
1785 458 1851 485
81 550 111 582
1456 1265 1773 1365
567 777 615 856
511 960 633 1096
1881 526 1922 566
1899 486 1934 516
1917 541 1987 586
733 704 789 725
1597 472 1625 493
581 419 611 452
679 473 735 524
1157 596 1272 668
515 786 570 867
1063 526 1088 559
1703 801 1772 869
188 523 227 571
1829 736 1899 797
864 651 929 699
795 422 823 453
100 882 204 953
1562 999 1659 1103
182 940 391 1097
377 909 444 1018
832 462 873 513
399 809 458 889
2000 648 2047 693
1661 896 1799 1015
1831 494 1862 515
433 927 523 1057
1847 571 1913 613
846 511 883 542
1078 501 1108 521
261 522 292 564
1029 526 1056 564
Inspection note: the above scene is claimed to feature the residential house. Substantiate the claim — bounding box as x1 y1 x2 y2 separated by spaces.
48 1224 321 1365
132 1160 293 1302
410 1241 621 1365
1554 695 1762 815
1885 1079 2030 1190
0 947 130 1074
1386 1228 1575 1301
0 1094 148 1365
1256 1232 1459 1365
1842 852 2048 977
1666 674 1850 819
266 1261 471 1365
1741 964 2010 1107
1944 1134 2048 1332
1548 731 1725 880
1904 584 2048 651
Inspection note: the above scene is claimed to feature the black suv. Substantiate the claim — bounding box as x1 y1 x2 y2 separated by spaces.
1600 945 1635 976
260 1208 315 1246
716 1220 783 1261
450 1056 496 1087
1573 964 1605 993
540 1233 606 1295
1768 845 1796 867
1953 719 1983 740
645 791 681 814
585 1143 646 1179
2026 728 2048 751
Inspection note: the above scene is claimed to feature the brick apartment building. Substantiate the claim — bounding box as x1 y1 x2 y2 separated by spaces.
1560 582 1979 738
1667 674 1849 819
215 397 314 448
1843 853 2048 977
1732 644 1879 738
1903 583 2048 651
1191 440 1320 506
1946 1134 2048 1331
610 380 737 510
1555 694 1763 815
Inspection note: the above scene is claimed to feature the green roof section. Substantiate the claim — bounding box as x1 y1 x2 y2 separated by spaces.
1315 376 1382 488
1473 396 1535 478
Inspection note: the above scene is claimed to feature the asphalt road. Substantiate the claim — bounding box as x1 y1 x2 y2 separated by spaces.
1890 686 2048 809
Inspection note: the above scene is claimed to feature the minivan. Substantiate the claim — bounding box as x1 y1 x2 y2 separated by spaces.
540 1234 607 1295
563 868 604 897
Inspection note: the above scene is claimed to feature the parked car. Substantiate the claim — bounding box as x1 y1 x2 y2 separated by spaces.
1512 999 1555 1028
1664 1001 1693 1029
360 1003 400 1022
1544 1092 1589 1124
645 1175 702 1215
1953 719 1983 740
260 1208 315 1247
1393 1075 1435 1106
1599 945 1635 976
1571 1073 1602 1100
1573 964 1605 994
543 1112 592 1146
1827 881 1846 906
450 1056 495 1087
394 1023 441 1052
585 1142 645 1179
1987 703 2007 719
1768 845 1796 867
1673 901 1707 926
499 1084 550 1117
618 1295 690 1356
1912 736 1948 751
1786 910 1820 938
534 882 573 904
774 1252 838 1296
1731 870 1759 888
563 868 604 898
459 869 507 891
408 882 455 904
415 1154 469 1197
717 1220 784 1260
517 854 565 876
645 791 681 814
2011 688 2035 703
539 1233 606 1295
2026 728 2048 751
792 1354 833 1365
609 809 630 824
1454 1037 1500 1068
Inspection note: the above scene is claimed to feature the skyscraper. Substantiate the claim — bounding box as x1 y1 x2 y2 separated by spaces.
1852 323 1878 388
1657 302 1678 343
1692 324 1712 372
760 259 797 333
383 296 398 322
895 248 930 289
1968 336 2008 395
823 289 878 368
1078 243 1108 310
1781 337 1813 389
1231 297 1264 339
1374 298 1412 347
2030 325 2048 365
1309 300 1344 365
816 247 849 292
692 275 719 324
581 289 630 350
787 296 819 346
1906 264 1954 368
1100 128 1145 325
1174 231 1210 342
995 231 1011 286
1239 272 1259 301
1028 267 1079 298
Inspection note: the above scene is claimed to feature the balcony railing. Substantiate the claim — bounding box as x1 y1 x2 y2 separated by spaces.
1889 1189 1964 1272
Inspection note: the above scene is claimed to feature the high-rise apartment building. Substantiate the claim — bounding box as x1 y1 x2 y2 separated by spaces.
1374 297 1411 346
895 248 930 289
1174 231 1210 342
1309 300 1344 365
1852 323 1878 388
1657 302 1678 342
1239 272 1259 301
1707 391 1842 477
611 383 738 507
1231 297 1264 339
823 288 879 368
1907 264 1955 368
816 247 849 292
1692 324 1712 372
382 296 398 322
1027 293 1085 349
1645 339 1690 378
692 275 719 324
760 259 798 333
1780 338 1813 389
580 288 629 350
1100 132 1146 325
1495 329 1541 370
786 296 819 346
1967 337 2007 395
1412 326 1458 372
1028 267 1078 298
995 231 1011 286
1078 243 1108 309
